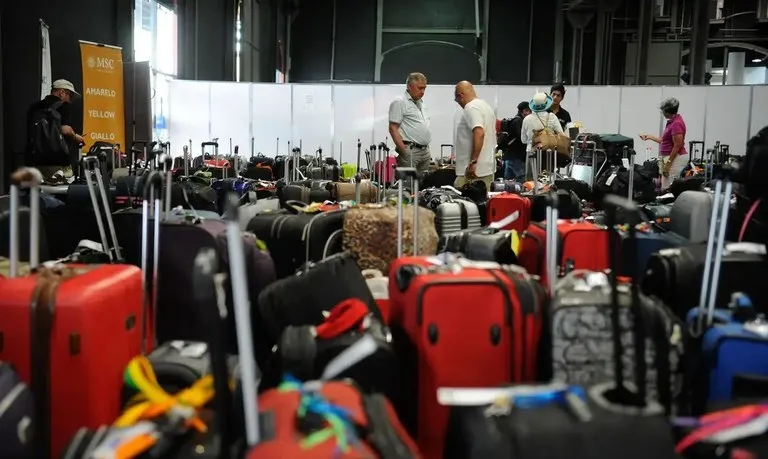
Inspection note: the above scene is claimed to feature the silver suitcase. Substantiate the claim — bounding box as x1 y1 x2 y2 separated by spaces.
434 200 482 236
669 190 712 242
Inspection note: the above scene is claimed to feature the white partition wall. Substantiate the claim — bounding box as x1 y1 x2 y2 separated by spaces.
619 86 664 157
332 85 375 164
750 86 768 139
251 84 292 157
168 81 768 159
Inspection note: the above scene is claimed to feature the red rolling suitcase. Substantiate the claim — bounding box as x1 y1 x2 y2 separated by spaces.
486 192 531 233
387 168 546 459
0 166 146 458
517 219 609 286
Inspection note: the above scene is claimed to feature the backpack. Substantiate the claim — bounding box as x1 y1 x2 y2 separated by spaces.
28 100 70 164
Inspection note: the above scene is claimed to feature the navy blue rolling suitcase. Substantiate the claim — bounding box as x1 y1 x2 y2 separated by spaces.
685 180 768 414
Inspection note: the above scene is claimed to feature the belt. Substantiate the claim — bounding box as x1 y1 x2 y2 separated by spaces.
404 141 426 149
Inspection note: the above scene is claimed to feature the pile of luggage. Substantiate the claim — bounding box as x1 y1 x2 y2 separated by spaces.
0 127 767 459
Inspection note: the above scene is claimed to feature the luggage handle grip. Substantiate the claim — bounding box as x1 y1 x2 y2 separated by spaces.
695 180 733 334
8 168 43 277
140 170 165 352
224 195 261 447
201 141 218 148
396 167 420 257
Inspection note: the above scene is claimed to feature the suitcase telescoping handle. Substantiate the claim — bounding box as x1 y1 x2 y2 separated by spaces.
688 140 705 163
224 195 261 447
81 156 123 262
140 171 165 353
603 194 650 406
694 179 734 335
192 248 235 450
544 194 559 297
623 146 635 200
183 144 190 177
396 167 420 258
159 154 173 219
440 144 452 161
356 139 362 171
8 167 43 277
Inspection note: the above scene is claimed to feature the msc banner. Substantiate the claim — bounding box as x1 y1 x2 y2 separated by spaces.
79 40 125 152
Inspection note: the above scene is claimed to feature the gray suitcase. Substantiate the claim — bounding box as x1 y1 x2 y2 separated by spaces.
669 190 713 242
434 200 482 236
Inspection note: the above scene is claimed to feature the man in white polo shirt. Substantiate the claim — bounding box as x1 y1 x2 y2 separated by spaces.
388 72 432 174
453 80 496 190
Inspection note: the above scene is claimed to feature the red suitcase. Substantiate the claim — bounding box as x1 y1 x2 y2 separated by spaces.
0 167 146 458
517 219 610 286
391 261 545 459
486 192 531 233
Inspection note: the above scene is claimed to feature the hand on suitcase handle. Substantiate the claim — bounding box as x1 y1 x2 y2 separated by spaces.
9 167 43 188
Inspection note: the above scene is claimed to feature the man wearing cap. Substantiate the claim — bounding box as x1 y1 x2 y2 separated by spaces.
26 79 84 180
388 72 432 174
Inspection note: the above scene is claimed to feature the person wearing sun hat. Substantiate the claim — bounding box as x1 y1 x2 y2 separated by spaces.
520 92 565 179
25 79 84 181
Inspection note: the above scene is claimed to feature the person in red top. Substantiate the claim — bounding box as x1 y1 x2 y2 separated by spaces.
640 97 688 189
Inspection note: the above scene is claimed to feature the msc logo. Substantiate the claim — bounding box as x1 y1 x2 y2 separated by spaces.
87 57 115 70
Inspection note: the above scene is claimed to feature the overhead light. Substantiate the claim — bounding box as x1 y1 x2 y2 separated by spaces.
753 58 762 63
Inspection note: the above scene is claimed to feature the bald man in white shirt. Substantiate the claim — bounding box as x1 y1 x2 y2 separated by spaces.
453 81 497 190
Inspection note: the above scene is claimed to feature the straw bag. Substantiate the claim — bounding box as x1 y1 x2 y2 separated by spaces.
533 113 572 157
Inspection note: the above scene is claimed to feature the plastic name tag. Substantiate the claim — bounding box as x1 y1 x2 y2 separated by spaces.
605 172 618 187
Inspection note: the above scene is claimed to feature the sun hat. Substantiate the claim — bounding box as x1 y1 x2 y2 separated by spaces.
52 79 81 97
529 92 553 112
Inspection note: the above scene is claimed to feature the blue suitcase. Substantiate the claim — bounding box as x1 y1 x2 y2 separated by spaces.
684 180 768 412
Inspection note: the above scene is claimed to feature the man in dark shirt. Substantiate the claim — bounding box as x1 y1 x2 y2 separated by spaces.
26 79 84 180
549 83 572 130
499 101 530 181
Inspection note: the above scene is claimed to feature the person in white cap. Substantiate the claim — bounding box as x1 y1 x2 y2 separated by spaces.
520 92 565 179
26 79 84 181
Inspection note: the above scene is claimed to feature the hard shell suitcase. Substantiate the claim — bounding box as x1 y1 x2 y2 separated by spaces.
668 190 713 242
0 166 145 458
441 195 678 459
0 362 35 459
434 199 482 236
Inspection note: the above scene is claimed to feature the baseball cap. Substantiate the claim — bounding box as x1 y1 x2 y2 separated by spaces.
52 79 81 97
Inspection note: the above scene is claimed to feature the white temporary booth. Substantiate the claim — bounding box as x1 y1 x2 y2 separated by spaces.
167 81 768 164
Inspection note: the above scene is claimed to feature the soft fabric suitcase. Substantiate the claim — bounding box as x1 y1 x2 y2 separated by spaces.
438 227 517 264
246 380 421 458
442 196 678 459
342 204 438 274
390 259 546 458
0 362 35 459
486 192 531 234
0 167 145 458
517 219 609 286
341 162 357 179
328 181 377 203
528 189 583 222
553 177 592 201
276 298 396 397
247 209 346 279
257 252 382 371
642 242 768 319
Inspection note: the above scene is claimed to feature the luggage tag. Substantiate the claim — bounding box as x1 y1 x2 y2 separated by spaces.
488 210 520 230
90 421 158 459
605 172 618 187
437 385 591 421
723 242 767 256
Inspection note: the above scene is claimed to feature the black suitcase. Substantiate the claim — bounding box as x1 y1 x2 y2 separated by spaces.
245 209 346 279
642 242 768 319
0 363 35 458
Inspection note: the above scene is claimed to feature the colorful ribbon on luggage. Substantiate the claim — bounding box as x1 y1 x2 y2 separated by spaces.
315 298 370 340
279 376 361 454
673 404 768 453
116 355 210 431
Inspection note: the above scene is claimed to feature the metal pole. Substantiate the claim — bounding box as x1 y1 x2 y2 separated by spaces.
690 0 710 85
635 0 654 85
330 0 337 80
